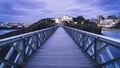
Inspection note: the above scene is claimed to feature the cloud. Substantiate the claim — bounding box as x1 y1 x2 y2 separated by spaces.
15 0 46 9
0 0 120 22
68 0 120 18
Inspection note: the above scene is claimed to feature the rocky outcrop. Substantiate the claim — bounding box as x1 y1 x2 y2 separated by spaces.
0 18 56 39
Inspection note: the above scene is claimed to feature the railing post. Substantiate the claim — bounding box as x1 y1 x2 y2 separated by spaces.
82 33 85 50
18 37 25 65
23 37 26 62
94 37 102 67
0 47 14 68
94 37 98 62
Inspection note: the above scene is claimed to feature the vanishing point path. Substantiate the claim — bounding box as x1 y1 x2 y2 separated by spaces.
22 27 96 68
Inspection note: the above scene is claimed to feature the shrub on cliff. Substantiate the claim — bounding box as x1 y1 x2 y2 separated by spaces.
63 16 101 34
0 18 56 39
113 22 120 28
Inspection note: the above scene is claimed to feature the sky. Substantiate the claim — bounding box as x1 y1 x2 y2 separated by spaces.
0 0 120 23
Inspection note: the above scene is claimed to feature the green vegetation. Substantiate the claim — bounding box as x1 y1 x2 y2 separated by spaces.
0 16 102 39
63 16 101 34
113 22 120 28
0 18 56 39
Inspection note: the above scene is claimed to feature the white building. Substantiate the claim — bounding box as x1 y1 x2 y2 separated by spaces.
52 15 73 23
98 19 118 27
61 15 73 22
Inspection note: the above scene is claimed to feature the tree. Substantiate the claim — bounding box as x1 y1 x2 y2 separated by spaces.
62 21 69 26
73 16 85 23
107 15 117 19
65 16 101 34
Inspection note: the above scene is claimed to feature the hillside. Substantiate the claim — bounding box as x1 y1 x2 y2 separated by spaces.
0 18 56 39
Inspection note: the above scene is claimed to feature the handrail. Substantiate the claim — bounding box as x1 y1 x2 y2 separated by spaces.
63 26 120 68
0 26 57 68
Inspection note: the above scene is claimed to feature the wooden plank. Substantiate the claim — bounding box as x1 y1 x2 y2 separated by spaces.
22 27 96 68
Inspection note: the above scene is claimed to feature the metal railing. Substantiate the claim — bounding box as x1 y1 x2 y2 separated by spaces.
0 26 57 68
63 26 120 68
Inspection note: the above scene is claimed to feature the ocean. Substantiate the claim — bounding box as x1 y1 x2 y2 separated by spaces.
0 30 16 35
102 30 120 40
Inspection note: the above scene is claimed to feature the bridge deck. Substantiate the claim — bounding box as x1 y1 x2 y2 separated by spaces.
22 27 96 68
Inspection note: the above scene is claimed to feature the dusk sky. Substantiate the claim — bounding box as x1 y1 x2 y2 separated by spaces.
0 0 120 23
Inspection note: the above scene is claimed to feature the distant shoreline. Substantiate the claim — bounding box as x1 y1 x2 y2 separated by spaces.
0 26 25 29
102 28 120 31
0 29 17 35
0 28 22 30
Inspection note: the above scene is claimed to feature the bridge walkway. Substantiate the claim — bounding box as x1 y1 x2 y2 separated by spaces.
22 27 96 68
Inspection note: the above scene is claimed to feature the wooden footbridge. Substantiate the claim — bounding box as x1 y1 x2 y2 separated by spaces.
0 26 120 68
